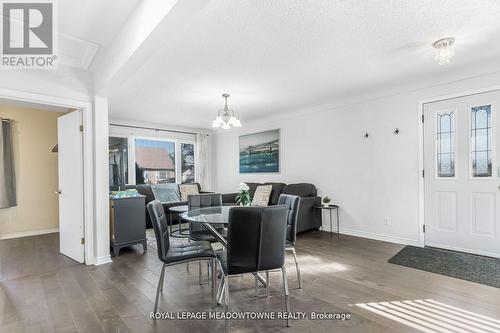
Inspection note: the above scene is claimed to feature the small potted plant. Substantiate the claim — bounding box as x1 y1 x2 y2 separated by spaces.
322 196 331 207
236 182 251 206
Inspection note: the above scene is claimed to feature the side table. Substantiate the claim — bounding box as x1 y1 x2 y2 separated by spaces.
314 205 340 239
169 205 190 238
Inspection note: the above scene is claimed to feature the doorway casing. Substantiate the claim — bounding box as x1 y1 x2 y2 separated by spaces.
0 87 96 265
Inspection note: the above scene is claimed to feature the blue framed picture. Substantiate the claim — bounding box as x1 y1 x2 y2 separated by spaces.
239 129 280 173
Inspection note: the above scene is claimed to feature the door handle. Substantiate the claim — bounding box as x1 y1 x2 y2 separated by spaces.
55 190 62 195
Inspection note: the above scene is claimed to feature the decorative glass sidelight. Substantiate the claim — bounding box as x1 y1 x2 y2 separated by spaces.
471 105 493 177
436 111 456 177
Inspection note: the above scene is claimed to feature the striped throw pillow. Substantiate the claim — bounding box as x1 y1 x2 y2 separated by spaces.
251 185 272 206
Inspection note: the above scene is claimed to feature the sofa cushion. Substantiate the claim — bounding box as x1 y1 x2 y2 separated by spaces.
251 185 272 206
152 183 180 203
179 183 200 201
262 182 286 205
281 183 317 197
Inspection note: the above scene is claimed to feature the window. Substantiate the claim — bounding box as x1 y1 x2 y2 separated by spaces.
109 137 128 188
471 105 493 177
181 143 195 183
436 111 455 177
135 139 176 184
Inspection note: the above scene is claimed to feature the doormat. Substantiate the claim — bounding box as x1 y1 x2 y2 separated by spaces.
388 246 500 288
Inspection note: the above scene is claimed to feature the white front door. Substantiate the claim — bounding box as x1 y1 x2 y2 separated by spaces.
424 90 500 258
57 110 85 263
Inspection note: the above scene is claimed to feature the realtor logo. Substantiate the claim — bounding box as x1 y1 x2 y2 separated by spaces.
1 0 57 68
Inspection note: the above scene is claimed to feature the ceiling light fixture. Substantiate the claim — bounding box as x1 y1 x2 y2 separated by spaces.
212 93 241 129
433 37 455 65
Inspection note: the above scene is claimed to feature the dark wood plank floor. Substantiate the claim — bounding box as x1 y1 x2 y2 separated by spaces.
1 231 500 333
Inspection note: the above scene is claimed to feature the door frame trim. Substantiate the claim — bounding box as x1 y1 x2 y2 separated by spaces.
0 87 95 265
417 85 500 248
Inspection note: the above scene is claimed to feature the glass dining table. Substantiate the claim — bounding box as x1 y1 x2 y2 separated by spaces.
180 206 232 246
180 205 268 290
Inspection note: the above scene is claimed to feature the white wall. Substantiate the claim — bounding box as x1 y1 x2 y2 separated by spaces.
0 67 93 103
213 71 500 245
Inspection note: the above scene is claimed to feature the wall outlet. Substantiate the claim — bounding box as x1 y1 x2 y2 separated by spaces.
384 217 390 225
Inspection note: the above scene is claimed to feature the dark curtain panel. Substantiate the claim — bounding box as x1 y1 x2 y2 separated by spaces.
0 119 16 208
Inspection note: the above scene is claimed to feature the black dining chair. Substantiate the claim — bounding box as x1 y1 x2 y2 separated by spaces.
278 194 302 289
217 205 291 328
147 200 217 313
187 193 226 284
187 193 227 242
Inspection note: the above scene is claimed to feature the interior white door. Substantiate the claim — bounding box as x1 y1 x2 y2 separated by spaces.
424 90 500 257
57 110 84 263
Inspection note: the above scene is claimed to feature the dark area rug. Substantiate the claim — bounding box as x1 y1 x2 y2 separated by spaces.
388 246 500 288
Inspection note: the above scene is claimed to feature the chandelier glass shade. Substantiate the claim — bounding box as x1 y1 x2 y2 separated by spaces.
212 94 241 129
433 37 455 65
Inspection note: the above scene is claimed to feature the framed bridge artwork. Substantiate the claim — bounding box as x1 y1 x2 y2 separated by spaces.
239 129 280 173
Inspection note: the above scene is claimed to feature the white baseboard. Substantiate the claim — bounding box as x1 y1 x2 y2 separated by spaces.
330 227 421 247
0 227 59 240
95 255 113 266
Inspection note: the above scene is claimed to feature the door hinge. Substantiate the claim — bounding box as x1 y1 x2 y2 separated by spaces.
81 237 85 244
421 114 424 123
422 170 425 178
422 225 426 233
79 125 83 132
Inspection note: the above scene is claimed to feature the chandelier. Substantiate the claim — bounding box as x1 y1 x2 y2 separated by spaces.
433 37 455 65
212 94 241 129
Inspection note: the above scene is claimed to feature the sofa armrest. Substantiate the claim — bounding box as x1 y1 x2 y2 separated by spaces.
297 196 322 233
222 192 238 204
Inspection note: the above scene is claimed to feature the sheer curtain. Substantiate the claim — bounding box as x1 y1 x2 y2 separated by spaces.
0 119 16 208
195 133 210 191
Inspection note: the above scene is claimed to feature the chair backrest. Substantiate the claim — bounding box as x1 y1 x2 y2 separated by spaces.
226 206 288 275
187 193 222 208
277 194 300 244
147 200 170 262
187 193 223 233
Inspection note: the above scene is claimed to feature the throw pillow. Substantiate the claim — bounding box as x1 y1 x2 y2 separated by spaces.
179 183 199 201
251 185 272 206
151 183 180 203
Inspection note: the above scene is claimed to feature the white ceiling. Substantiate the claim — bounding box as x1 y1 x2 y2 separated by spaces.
58 0 140 69
105 0 500 128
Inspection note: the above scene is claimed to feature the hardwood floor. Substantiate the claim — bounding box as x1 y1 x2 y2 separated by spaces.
1 231 500 332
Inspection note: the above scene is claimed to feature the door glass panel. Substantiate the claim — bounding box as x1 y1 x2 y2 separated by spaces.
436 112 455 177
471 105 492 177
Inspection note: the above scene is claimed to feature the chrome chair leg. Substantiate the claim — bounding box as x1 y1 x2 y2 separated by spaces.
254 273 259 296
199 261 202 285
154 264 166 313
291 247 302 289
281 267 290 327
225 276 230 331
217 277 225 305
211 258 217 308
159 264 166 292
266 270 270 297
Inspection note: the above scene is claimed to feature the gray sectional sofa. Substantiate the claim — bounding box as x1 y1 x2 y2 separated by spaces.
221 182 322 233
